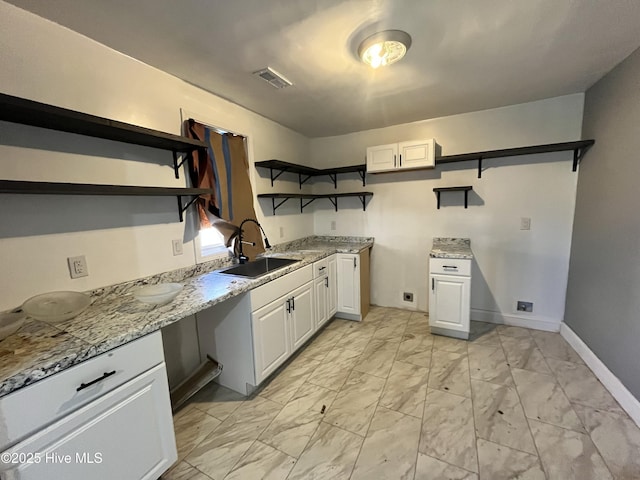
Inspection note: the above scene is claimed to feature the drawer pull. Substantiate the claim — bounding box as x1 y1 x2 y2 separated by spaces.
443 265 458 269
318 266 326 271
77 370 116 392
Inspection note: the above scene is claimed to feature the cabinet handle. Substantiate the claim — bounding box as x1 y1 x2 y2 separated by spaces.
77 370 116 392
443 265 458 269
393 154 397 167
291 296 295 311
353 257 357 268
432 278 435 291
286 299 291 313
318 266 326 271
399 154 402 166
325 277 328 288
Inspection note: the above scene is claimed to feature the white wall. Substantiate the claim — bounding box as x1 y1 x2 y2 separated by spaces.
0 1 312 312
310 95 585 329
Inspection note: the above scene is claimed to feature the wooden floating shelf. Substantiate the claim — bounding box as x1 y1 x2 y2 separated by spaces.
433 186 473 209
435 140 595 178
0 93 207 153
0 180 213 222
255 160 366 188
257 192 373 214
0 93 208 179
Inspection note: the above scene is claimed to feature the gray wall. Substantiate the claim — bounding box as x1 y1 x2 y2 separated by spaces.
565 47 640 399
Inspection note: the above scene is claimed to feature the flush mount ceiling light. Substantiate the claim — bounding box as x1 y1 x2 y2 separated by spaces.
358 30 412 68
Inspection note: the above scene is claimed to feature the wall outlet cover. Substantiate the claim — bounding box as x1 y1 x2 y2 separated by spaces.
331 221 336 231
517 301 533 312
520 217 531 230
67 255 88 279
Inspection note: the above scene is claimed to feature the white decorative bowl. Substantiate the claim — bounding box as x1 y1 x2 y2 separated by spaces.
22 291 91 323
133 283 183 305
0 311 27 340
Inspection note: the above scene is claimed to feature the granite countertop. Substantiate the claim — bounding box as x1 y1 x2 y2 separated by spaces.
430 237 473 259
0 235 373 398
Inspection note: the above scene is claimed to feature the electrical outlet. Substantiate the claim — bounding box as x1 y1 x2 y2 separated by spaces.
330 221 336 231
517 301 533 312
520 217 531 230
172 239 183 256
67 255 88 279
403 292 414 302
279 226 284 238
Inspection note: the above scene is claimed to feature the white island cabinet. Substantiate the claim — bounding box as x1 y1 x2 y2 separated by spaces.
429 257 471 339
0 331 177 480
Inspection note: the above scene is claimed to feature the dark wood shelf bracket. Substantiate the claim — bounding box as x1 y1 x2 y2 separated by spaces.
433 186 473 209
177 195 200 222
300 197 316 212
572 143 593 172
298 173 313 189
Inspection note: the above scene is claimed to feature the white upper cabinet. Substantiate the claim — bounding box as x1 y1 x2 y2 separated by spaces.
366 143 398 172
367 139 437 173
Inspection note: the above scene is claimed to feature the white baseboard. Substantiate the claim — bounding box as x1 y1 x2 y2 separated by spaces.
560 322 640 428
471 308 560 332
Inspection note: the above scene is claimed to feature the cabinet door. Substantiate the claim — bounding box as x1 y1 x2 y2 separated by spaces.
290 281 315 351
337 254 360 315
2 364 176 480
315 276 328 329
398 139 435 170
252 297 290 383
327 254 338 318
429 274 470 333
366 143 398 173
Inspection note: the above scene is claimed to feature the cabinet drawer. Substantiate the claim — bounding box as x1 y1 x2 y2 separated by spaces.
250 264 313 311
2 363 176 480
430 258 471 276
0 331 164 451
313 258 328 278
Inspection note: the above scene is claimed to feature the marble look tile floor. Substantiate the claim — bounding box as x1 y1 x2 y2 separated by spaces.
162 307 640 480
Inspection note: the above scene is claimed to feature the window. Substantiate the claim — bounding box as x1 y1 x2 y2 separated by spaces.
198 225 228 258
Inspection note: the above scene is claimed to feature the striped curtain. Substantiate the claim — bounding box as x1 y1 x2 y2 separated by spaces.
186 119 264 260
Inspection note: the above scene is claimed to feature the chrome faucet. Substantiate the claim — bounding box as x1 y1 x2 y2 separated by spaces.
237 218 271 264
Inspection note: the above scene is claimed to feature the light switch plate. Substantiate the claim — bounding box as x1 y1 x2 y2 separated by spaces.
172 239 183 256
520 217 531 230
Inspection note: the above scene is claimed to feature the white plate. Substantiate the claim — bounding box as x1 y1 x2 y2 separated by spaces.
22 291 91 323
133 283 183 305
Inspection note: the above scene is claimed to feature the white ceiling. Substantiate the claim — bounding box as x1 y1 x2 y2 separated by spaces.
7 0 640 137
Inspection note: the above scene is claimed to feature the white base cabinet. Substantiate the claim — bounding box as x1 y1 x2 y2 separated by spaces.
251 279 314 383
337 253 360 315
249 265 316 385
336 249 370 321
313 254 337 330
0 332 176 480
251 297 291 383
429 258 471 339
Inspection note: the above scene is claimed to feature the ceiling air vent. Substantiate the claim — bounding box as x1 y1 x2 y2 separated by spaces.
253 67 293 89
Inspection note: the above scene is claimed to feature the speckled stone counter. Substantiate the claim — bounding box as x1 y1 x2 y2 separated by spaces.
430 237 473 259
0 236 373 398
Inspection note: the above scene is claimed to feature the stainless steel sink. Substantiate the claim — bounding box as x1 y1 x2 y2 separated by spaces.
219 257 299 278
